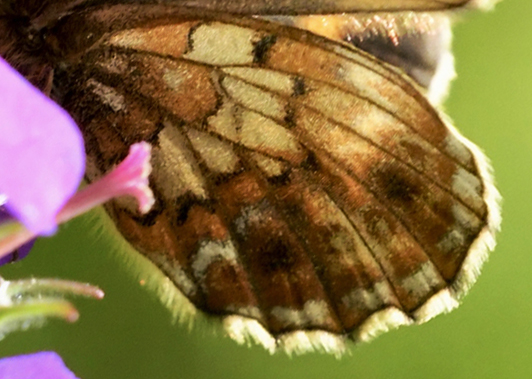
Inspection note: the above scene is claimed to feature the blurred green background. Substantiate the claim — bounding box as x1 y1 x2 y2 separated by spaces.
0 1 529 378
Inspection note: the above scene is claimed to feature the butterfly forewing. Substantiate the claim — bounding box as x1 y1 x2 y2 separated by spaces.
15 0 495 23
41 8 500 353
146 0 492 14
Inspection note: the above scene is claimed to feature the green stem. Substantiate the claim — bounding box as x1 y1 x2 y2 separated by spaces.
0 300 79 337
6 278 104 300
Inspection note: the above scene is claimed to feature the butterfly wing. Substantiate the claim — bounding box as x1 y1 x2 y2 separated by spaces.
4 0 497 34
46 12 499 353
153 0 496 14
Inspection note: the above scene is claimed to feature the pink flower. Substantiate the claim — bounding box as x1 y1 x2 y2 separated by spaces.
0 58 84 236
0 351 79 379
0 57 155 377
0 57 154 261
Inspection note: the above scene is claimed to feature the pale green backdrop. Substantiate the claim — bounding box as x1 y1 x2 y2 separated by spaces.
0 1 529 378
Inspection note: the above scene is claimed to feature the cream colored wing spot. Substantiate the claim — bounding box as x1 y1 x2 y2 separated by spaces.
186 128 241 174
220 75 288 120
86 79 126 112
236 110 301 160
206 101 305 163
184 23 262 65
271 300 332 329
399 261 444 299
295 108 383 170
437 229 467 256
452 202 484 233
248 152 289 178
205 100 241 141
222 67 295 96
234 204 266 237
435 202 484 257
151 122 208 200
451 167 484 212
443 132 475 165
109 23 478 202
191 239 239 283
341 281 395 311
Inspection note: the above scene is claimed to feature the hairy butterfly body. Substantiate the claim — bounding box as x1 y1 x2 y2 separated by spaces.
0 0 500 354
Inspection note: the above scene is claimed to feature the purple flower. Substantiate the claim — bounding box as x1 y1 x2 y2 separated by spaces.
0 57 85 236
0 206 34 264
0 56 154 262
0 58 153 376
0 352 79 379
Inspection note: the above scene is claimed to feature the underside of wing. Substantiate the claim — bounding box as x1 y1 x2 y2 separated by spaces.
52 16 499 354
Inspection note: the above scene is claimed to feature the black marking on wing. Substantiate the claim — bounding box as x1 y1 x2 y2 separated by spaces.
292 76 307 96
266 168 292 186
175 193 216 226
252 34 277 64
256 237 297 273
373 163 422 204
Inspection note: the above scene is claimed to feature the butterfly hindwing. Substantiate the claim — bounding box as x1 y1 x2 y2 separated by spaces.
48 13 498 353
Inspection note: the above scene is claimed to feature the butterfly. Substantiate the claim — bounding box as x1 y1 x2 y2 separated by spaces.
0 0 500 354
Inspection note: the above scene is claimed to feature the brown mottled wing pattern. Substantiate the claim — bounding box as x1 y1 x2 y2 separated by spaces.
50 13 499 353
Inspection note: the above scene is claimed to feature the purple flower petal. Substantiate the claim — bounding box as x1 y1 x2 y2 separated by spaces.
0 206 35 265
0 239 34 265
0 58 85 236
57 142 154 222
0 351 79 379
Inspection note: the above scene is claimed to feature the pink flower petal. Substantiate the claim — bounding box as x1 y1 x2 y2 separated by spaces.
0 351 79 379
0 58 85 235
57 142 154 223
